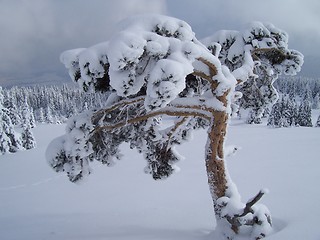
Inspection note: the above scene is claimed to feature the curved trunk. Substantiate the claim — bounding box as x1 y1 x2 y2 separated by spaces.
205 110 228 201
205 108 272 239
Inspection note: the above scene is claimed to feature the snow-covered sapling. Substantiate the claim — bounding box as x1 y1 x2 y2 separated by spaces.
47 15 274 239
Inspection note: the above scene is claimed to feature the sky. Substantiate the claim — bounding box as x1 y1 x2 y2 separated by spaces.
0 0 319 86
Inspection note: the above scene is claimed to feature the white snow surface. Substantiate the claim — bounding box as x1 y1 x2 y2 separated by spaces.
1 119 320 240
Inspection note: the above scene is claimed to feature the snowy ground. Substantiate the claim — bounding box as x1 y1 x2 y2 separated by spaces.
1 117 320 240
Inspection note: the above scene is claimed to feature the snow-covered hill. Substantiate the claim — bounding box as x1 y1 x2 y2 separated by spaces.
1 121 320 240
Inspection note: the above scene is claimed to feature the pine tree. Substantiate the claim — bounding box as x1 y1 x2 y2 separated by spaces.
0 87 22 153
267 99 282 127
297 99 313 127
316 114 320 127
20 99 36 128
45 106 55 124
21 124 36 150
47 15 280 239
20 101 37 150
3 92 21 126
0 114 11 154
312 93 320 109
29 108 36 128
36 107 45 123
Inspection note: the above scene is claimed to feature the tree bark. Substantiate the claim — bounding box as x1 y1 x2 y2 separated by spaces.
205 110 229 201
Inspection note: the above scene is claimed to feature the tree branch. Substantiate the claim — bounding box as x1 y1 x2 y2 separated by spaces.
94 107 211 132
251 48 287 65
238 190 266 217
165 117 189 150
225 190 268 234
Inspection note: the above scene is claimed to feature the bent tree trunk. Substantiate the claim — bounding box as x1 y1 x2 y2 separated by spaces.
206 110 228 201
205 105 272 239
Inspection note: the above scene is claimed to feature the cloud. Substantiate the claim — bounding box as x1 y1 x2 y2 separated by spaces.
0 0 319 82
0 0 167 78
167 0 320 56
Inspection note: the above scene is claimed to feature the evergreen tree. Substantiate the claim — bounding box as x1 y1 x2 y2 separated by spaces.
36 107 45 123
20 99 36 129
267 99 282 127
0 124 11 154
21 123 36 150
0 87 22 153
316 114 320 127
282 96 296 126
47 15 277 239
45 106 55 124
297 99 313 127
3 92 21 126
312 93 320 109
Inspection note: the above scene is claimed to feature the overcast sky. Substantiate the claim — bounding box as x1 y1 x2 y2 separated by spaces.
0 0 319 83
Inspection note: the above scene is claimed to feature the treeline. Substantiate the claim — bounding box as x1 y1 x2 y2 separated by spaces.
4 84 109 124
0 84 109 155
1 76 320 155
268 76 320 128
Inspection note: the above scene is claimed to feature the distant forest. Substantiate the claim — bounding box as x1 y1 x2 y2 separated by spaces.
1 75 320 154
2 76 320 125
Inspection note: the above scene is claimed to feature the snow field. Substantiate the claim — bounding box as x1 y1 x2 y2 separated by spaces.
1 121 320 239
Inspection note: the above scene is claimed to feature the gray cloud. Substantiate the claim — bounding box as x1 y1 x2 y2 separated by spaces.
167 0 320 57
0 0 319 83
0 0 167 79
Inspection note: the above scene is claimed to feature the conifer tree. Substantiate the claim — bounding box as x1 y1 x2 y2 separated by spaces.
312 93 320 109
47 15 277 239
0 123 10 154
316 114 320 127
21 123 36 150
45 106 55 124
37 107 45 123
267 98 282 127
0 87 22 153
3 92 21 126
297 99 313 127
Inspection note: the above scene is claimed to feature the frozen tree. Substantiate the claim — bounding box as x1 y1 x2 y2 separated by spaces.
312 92 320 109
20 100 36 150
267 96 297 128
20 99 36 129
316 114 320 127
296 99 313 127
267 99 282 127
0 123 11 154
47 15 275 239
0 89 11 154
36 107 45 123
0 87 22 154
3 91 21 126
21 124 36 150
44 106 55 124
202 21 303 124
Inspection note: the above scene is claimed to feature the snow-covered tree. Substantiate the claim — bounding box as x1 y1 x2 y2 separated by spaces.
36 107 45 123
47 15 277 239
312 92 320 109
21 123 36 150
296 98 313 127
202 22 303 124
267 98 282 127
0 87 22 154
267 96 297 128
20 99 36 129
316 114 320 127
44 106 55 124
3 91 21 126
